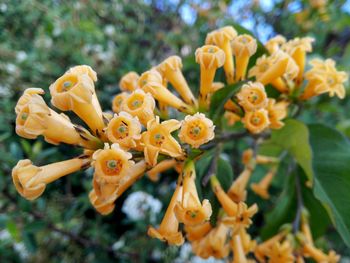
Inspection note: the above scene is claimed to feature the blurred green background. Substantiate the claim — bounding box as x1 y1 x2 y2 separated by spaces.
1 0 350 262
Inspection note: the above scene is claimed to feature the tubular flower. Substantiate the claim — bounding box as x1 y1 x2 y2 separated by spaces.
184 221 212 242
242 109 270 134
231 234 248 263
90 160 146 215
205 223 231 259
249 51 299 93
205 26 237 84
266 241 295 263
141 116 183 167
254 231 288 262
227 167 254 203
148 178 184 246
231 34 257 81
146 159 177 182
175 161 212 226
238 228 257 254
15 89 100 149
49 66 105 137
139 70 192 113
156 56 196 106
282 37 315 84
12 155 91 200
66 65 97 81
106 112 141 150
302 244 340 263
300 59 348 100
266 99 289 129
121 89 155 126
178 113 215 148
251 167 277 199
301 210 314 246
236 82 268 111
265 35 287 54
112 92 128 113
195 45 225 108
119 71 140 92
224 111 241 126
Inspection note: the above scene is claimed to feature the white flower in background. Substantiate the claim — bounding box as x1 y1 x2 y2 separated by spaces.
14 243 29 260
0 230 11 241
6 63 17 74
174 243 192 262
192 256 225 263
0 3 7 12
112 239 125 251
16 51 27 62
104 25 115 36
0 84 10 96
181 45 192 56
122 191 162 223
53 23 63 37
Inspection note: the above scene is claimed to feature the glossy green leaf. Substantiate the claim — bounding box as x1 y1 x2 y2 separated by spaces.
309 124 350 247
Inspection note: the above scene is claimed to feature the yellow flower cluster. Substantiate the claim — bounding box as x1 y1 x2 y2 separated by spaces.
11 25 346 262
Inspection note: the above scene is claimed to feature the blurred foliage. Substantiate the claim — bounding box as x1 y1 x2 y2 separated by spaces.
1 0 350 262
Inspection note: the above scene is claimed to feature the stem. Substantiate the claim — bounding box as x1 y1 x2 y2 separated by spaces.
293 172 304 233
202 143 222 187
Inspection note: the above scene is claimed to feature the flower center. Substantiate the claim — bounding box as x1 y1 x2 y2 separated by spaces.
114 121 129 139
152 132 165 146
208 47 215 53
188 121 205 140
327 77 335 86
21 113 28 121
105 159 123 175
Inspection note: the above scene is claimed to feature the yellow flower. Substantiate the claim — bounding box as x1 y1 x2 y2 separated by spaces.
251 167 277 199
119 71 140 92
12 156 90 200
301 59 348 100
106 112 141 150
249 51 299 93
15 89 100 149
112 92 128 113
139 70 192 113
265 35 287 54
267 99 289 129
49 66 105 137
178 113 215 149
254 231 288 262
175 161 212 226
184 221 212 241
66 65 97 81
266 241 295 263
195 45 226 108
227 167 254 203
231 34 257 81
242 109 270 134
90 160 146 215
236 82 268 111
146 159 177 182
231 234 248 263
310 0 328 8
238 228 257 255
208 223 231 259
206 26 238 84
157 56 196 106
302 243 340 263
224 111 241 126
141 116 183 167
121 89 155 126
148 177 184 246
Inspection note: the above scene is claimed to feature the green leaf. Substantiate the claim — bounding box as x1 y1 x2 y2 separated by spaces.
263 119 313 181
209 81 245 123
309 124 350 247
216 156 234 191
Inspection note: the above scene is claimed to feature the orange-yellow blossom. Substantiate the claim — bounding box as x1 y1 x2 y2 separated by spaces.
195 45 225 108
251 167 277 199
157 56 196 106
121 89 155 126
236 81 268 111
242 109 270 134
266 240 295 263
112 92 129 113
12 155 90 200
184 221 212 241
119 71 140 92
206 26 237 84
178 113 215 149
302 244 340 263
224 111 241 126
148 177 184 246
238 228 257 254
106 112 141 150
227 167 254 203
301 59 348 100
15 88 100 149
175 160 212 226
267 98 289 129
254 231 288 262
139 70 192 113
231 234 248 263
231 34 257 81
90 159 146 215
265 35 287 54
141 117 183 167
50 65 105 137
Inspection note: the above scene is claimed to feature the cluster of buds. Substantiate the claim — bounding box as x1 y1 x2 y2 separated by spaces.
11 25 346 261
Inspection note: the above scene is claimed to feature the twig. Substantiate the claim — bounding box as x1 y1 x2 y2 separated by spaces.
202 143 222 187
292 172 304 233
